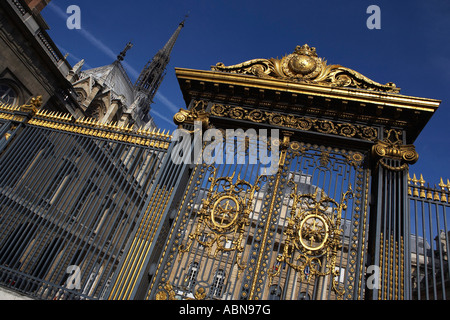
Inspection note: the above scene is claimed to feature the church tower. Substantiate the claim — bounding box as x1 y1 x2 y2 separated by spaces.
130 19 186 129
68 19 185 129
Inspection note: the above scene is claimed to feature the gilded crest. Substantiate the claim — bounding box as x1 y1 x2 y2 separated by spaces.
212 44 400 93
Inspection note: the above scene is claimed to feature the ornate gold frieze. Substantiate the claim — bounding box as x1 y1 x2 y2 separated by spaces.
372 129 419 171
268 182 354 300
211 104 378 141
212 44 400 93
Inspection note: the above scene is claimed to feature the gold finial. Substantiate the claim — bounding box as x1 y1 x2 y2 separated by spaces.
408 173 413 196
440 178 448 202
419 174 425 187
411 174 419 197
426 184 433 200
439 177 446 189
417 174 425 197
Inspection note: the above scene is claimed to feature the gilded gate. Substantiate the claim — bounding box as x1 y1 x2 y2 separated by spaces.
147 135 370 300
141 43 440 301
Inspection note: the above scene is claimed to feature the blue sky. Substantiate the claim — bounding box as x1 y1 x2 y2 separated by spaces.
42 0 450 185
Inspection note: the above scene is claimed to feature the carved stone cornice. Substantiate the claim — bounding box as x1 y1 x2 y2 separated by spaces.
212 44 400 93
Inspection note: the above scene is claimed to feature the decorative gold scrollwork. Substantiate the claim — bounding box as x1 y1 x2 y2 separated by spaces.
210 104 379 142
371 129 419 171
268 182 353 299
212 44 400 93
155 282 177 300
179 166 266 265
173 108 210 129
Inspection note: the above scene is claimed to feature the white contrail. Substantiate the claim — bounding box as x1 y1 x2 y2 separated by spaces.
46 2 178 124
150 109 175 126
155 92 179 113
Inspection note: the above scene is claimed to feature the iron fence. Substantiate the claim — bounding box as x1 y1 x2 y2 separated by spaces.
408 174 450 300
0 109 171 300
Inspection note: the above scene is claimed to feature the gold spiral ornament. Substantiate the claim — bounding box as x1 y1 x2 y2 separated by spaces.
373 144 386 158
248 110 265 123
402 149 419 164
173 112 186 125
339 124 357 137
314 120 335 134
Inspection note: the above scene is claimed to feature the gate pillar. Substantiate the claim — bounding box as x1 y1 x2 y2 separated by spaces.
367 129 419 300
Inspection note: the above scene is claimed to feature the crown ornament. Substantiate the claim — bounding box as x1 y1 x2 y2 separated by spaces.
294 44 318 57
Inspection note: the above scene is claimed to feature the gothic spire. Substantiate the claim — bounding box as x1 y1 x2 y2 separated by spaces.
134 19 185 101
117 42 133 62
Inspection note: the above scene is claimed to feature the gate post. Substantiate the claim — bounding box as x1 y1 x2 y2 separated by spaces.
367 129 419 300
107 105 211 300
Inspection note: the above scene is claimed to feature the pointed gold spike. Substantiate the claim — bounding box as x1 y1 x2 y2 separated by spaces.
419 174 425 187
439 178 446 189
412 174 418 185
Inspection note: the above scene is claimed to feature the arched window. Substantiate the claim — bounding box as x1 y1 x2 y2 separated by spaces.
298 291 311 300
0 83 18 105
185 262 198 290
211 269 225 298
269 285 282 300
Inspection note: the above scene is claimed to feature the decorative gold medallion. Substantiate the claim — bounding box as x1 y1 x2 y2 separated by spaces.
268 181 354 299
179 167 266 259
298 214 329 252
211 195 240 230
